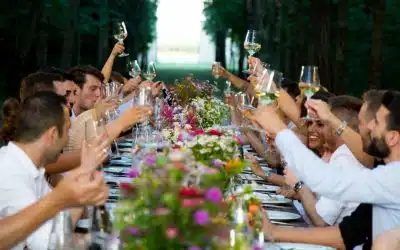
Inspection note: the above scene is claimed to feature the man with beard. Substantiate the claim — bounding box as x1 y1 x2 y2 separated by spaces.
254 90 400 244
0 92 109 250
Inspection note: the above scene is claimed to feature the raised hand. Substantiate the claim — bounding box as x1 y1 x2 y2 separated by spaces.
80 133 110 170
119 106 152 130
245 153 265 178
121 76 141 95
111 42 125 57
305 99 335 123
253 105 287 136
54 166 109 208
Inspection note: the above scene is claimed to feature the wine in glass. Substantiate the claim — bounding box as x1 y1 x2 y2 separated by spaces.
212 61 222 80
127 59 141 78
143 62 156 81
298 66 320 120
113 21 129 57
243 30 261 74
254 69 283 106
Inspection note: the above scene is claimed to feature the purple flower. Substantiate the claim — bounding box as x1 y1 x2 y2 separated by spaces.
211 159 224 168
188 246 201 250
127 168 140 178
127 227 140 236
193 210 210 225
252 245 263 250
144 155 156 166
205 187 222 204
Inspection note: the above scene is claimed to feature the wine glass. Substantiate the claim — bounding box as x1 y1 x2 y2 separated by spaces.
243 30 261 74
113 21 129 57
254 69 283 106
143 62 156 81
212 61 222 80
298 66 321 120
127 59 141 78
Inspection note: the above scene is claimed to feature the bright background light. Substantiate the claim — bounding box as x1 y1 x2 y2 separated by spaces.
154 0 214 64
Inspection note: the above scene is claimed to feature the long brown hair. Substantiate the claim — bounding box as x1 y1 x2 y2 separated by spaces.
0 98 20 143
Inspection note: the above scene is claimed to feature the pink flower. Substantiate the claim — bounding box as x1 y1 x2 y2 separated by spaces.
181 198 205 208
154 207 170 216
127 168 140 178
127 227 140 236
233 135 243 144
208 129 223 136
166 227 178 239
205 187 222 204
193 210 210 225
211 159 224 168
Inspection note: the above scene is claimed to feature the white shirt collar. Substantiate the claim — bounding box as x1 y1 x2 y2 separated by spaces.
7 142 45 179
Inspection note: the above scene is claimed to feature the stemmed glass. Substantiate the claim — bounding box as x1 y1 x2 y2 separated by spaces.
127 59 141 78
102 83 121 157
243 30 261 74
298 66 320 120
254 69 283 106
143 62 156 81
135 86 153 146
113 21 129 57
212 61 222 81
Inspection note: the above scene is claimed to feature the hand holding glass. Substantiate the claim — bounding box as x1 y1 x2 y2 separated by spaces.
113 21 129 57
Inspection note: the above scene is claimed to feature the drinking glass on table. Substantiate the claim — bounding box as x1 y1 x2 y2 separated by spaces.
113 21 129 57
298 66 320 120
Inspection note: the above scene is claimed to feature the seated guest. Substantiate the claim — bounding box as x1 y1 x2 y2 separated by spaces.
255 90 400 240
19 72 60 101
284 95 364 227
0 92 109 250
0 98 19 145
0 162 108 250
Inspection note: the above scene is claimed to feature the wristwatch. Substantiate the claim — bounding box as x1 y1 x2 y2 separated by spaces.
294 181 304 192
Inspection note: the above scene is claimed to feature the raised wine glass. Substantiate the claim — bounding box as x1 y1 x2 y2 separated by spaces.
254 69 283 106
113 21 129 57
298 66 320 120
243 30 261 74
127 59 141 78
143 62 156 81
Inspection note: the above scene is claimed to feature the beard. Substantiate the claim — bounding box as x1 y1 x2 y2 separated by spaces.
365 136 390 159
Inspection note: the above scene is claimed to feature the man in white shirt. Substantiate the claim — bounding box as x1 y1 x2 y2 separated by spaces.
0 92 72 250
255 90 400 240
285 95 365 226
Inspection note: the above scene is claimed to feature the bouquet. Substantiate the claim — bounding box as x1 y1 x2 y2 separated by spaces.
115 150 233 249
191 97 230 129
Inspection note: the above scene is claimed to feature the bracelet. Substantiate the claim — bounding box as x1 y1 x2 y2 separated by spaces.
335 120 348 136
294 181 304 192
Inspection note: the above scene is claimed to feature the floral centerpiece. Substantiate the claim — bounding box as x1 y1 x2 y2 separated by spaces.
115 150 234 249
191 97 230 129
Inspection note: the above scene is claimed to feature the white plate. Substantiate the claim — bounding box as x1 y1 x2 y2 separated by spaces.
266 210 301 221
118 142 132 147
118 147 133 153
264 243 334 250
238 173 264 181
253 193 292 204
252 184 280 192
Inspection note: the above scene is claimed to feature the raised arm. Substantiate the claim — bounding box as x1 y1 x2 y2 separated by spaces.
101 42 125 83
254 106 400 205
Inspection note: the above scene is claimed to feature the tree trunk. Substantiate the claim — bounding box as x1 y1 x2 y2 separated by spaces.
367 0 385 89
333 0 348 94
61 0 80 68
97 0 109 67
215 30 226 67
310 0 332 91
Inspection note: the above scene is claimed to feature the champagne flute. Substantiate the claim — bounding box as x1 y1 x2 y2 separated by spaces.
127 59 141 78
243 30 261 74
298 66 320 120
113 21 129 57
143 62 156 81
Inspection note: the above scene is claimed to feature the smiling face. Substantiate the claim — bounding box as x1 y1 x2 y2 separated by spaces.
306 120 326 152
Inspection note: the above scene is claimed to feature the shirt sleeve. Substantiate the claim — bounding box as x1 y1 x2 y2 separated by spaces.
0 175 51 250
339 204 372 250
315 196 344 225
275 129 400 206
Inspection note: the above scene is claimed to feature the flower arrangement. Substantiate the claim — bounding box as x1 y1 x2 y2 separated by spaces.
191 97 230 129
114 150 233 249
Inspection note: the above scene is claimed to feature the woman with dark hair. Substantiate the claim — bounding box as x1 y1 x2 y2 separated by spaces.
0 98 20 145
